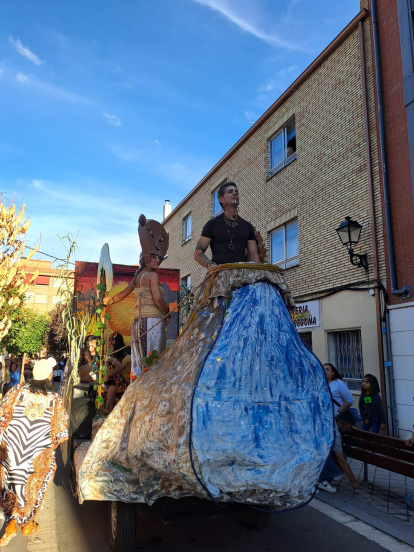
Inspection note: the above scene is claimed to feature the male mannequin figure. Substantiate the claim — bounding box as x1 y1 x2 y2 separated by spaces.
194 182 260 269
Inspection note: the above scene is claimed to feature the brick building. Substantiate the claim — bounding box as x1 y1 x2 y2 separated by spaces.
22 259 73 315
370 0 414 438
161 3 413 436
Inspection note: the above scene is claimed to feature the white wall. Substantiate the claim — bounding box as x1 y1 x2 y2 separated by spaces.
298 290 381 407
388 302 414 439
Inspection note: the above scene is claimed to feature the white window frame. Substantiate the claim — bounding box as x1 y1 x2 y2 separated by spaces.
182 213 192 244
270 219 299 269
181 274 191 290
268 117 296 176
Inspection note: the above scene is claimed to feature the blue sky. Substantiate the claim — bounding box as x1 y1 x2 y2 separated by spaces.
1 0 360 266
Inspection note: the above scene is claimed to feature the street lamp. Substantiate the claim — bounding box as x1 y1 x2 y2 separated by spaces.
336 216 368 271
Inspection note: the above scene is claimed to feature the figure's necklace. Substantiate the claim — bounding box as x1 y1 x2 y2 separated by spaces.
223 215 239 250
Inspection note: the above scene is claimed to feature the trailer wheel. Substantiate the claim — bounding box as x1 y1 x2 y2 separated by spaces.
238 508 271 531
108 501 136 552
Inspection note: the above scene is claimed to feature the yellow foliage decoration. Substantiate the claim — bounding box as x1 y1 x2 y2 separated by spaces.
0 198 38 340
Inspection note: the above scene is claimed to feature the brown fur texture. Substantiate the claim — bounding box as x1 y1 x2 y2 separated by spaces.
254 229 268 263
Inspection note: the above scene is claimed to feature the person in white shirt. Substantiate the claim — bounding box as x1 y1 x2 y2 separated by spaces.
323 363 354 414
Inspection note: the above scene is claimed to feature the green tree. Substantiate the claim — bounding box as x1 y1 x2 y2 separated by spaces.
5 307 50 356
46 303 68 357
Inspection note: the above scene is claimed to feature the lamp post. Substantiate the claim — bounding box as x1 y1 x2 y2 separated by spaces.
336 216 368 271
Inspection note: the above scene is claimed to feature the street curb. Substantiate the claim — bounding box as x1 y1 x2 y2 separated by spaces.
316 490 414 547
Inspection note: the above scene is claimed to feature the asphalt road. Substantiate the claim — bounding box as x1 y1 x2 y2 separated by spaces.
41 444 394 552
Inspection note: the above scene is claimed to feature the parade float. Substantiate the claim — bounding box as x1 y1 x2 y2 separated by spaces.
70 245 334 551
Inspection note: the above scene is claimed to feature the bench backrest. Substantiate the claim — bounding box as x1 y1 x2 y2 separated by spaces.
342 427 414 478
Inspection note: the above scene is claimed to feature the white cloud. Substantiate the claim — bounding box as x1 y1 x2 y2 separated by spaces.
20 178 167 265
258 81 275 93
0 68 3 78
2 67 93 106
243 110 258 122
192 0 298 50
8 35 44 66
108 144 208 190
154 139 160 146
103 113 122 127
257 65 300 96
16 72 29 84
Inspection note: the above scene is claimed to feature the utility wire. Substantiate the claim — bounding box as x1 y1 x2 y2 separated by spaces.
24 245 76 266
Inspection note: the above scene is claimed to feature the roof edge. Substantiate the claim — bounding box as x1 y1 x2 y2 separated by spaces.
163 8 370 225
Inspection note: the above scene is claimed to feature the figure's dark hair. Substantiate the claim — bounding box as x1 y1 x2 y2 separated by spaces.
217 181 238 206
336 410 355 426
361 373 380 395
323 363 343 381
110 332 126 361
28 379 53 395
132 253 146 283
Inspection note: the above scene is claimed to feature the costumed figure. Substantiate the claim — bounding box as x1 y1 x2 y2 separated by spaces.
0 358 68 546
194 181 261 269
103 332 131 413
103 215 170 378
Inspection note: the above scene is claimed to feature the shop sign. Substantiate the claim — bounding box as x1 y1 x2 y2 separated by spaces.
291 300 319 328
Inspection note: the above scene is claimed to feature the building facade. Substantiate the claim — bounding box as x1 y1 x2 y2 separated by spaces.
22 259 72 314
372 0 414 438
162 8 392 422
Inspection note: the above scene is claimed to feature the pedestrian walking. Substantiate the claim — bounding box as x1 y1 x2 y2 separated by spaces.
323 363 354 415
0 357 68 546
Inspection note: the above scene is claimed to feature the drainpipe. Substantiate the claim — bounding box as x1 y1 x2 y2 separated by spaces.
384 310 399 436
370 0 412 299
358 21 389 426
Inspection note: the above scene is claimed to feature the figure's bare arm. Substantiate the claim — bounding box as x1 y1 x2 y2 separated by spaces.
194 236 217 268
247 240 260 263
103 281 134 306
104 357 124 381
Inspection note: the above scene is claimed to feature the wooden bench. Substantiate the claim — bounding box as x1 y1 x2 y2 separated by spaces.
342 427 414 481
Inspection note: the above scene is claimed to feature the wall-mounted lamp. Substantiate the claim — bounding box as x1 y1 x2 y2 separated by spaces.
336 216 368 271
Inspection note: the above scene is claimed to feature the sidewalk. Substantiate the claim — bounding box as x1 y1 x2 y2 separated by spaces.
316 458 414 547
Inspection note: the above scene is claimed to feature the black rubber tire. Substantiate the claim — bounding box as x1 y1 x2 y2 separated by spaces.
238 509 271 531
108 501 136 552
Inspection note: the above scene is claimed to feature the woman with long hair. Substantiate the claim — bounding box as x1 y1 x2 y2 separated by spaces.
78 335 100 383
0 358 68 545
323 363 354 415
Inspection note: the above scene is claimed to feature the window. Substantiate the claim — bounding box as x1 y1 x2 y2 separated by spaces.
270 220 299 268
180 275 193 330
182 214 192 244
212 189 222 216
268 118 296 176
327 329 363 391
34 275 50 286
299 332 312 350
52 296 63 304
181 274 191 290
25 292 34 303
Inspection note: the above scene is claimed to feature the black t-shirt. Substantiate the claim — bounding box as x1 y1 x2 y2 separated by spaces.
201 214 256 264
